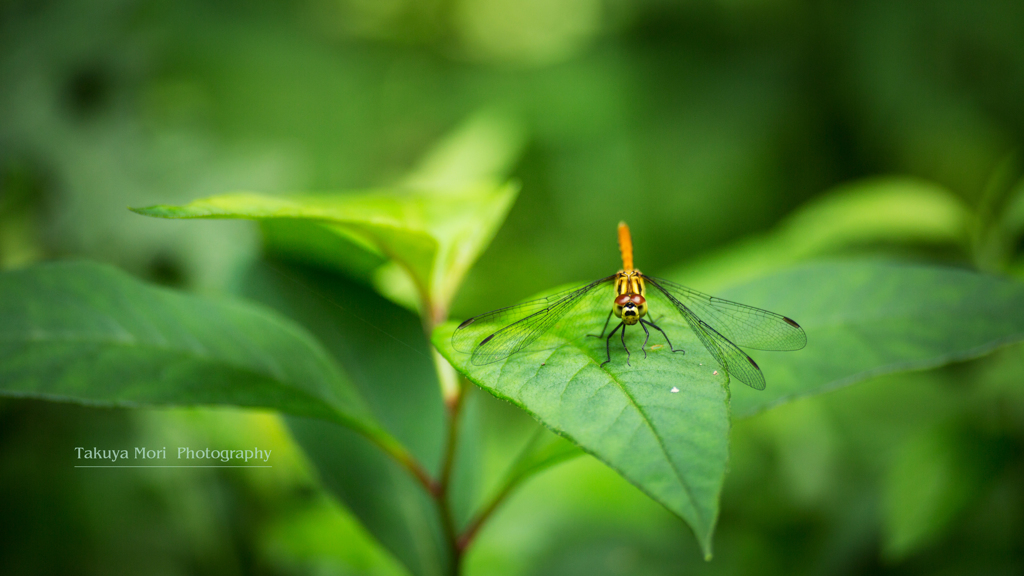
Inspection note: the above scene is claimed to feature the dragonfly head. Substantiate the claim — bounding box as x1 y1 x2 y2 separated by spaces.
614 293 647 325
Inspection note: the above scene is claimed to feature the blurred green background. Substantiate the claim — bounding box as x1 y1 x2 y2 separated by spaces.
2 0 1023 574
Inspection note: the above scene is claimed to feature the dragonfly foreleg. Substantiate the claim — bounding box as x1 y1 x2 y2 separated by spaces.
621 322 631 366
640 320 650 359
641 319 685 355
601 321 625 367
588 310 614 339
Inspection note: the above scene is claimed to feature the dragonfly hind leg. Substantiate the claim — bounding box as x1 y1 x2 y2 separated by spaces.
641 319 685 355
601 321 626 367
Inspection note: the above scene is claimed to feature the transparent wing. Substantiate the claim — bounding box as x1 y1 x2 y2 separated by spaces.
644 278 768 390
452 276 616 365
643 275 806 351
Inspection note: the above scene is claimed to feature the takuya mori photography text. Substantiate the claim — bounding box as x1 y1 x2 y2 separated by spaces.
74 446 273 465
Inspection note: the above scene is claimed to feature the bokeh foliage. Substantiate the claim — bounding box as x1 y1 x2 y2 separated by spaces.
2 0 1024 575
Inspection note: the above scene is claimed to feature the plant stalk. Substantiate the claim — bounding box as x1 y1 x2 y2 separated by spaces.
421 293 467 573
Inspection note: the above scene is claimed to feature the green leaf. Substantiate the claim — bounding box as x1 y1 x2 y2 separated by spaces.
131 182 519 321
1002 178 1024 241
288 417 452 576
719 261 1024 418
668 177 971 292
0 261 383 435
402 108 528 191
261 497 409 576
234 260 451 576
781 177 971 257
976 173 1024 270
233 260 446 464
502 428 584 488
882 424 995 559
259 219 388 283
434 317 731 559
248 109 526 313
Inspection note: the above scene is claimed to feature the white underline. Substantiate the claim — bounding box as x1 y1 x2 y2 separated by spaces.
74 465 272 468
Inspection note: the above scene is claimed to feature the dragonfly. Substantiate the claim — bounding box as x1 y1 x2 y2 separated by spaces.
452 222 806 390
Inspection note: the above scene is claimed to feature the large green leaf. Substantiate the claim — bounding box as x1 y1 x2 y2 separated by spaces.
718 261 1024 417
434 314 731 559
0 261 382 435
234 260 451 576
434 259 1024 558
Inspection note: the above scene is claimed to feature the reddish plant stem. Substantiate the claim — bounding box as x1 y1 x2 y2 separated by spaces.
364 429 441 496
436 381 467 570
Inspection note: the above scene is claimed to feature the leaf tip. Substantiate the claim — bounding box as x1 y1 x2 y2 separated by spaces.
699 530 715 561
129 205 173 218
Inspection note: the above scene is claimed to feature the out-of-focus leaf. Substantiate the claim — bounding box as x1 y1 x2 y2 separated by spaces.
882 425 989 559
132 110 525 319
670 177 971 292
253 109 527 313
499 429 583 493
234 260 449 576
0 261 383 435
449 385 583 530
259 219 388 283
1002 179 1024 241
453 394 585 529
132 181 518 320
233 260 445 464
973 155 1024 271
402 109 527 191
462 444 694 576
262 497 408 576
781 177 970 257
719 261 1024 417
434 309 731 558
288 417 451 576
753 399 837 506
980 176 1024 270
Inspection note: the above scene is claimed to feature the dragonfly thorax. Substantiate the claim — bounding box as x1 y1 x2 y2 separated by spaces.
613 271 647 325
